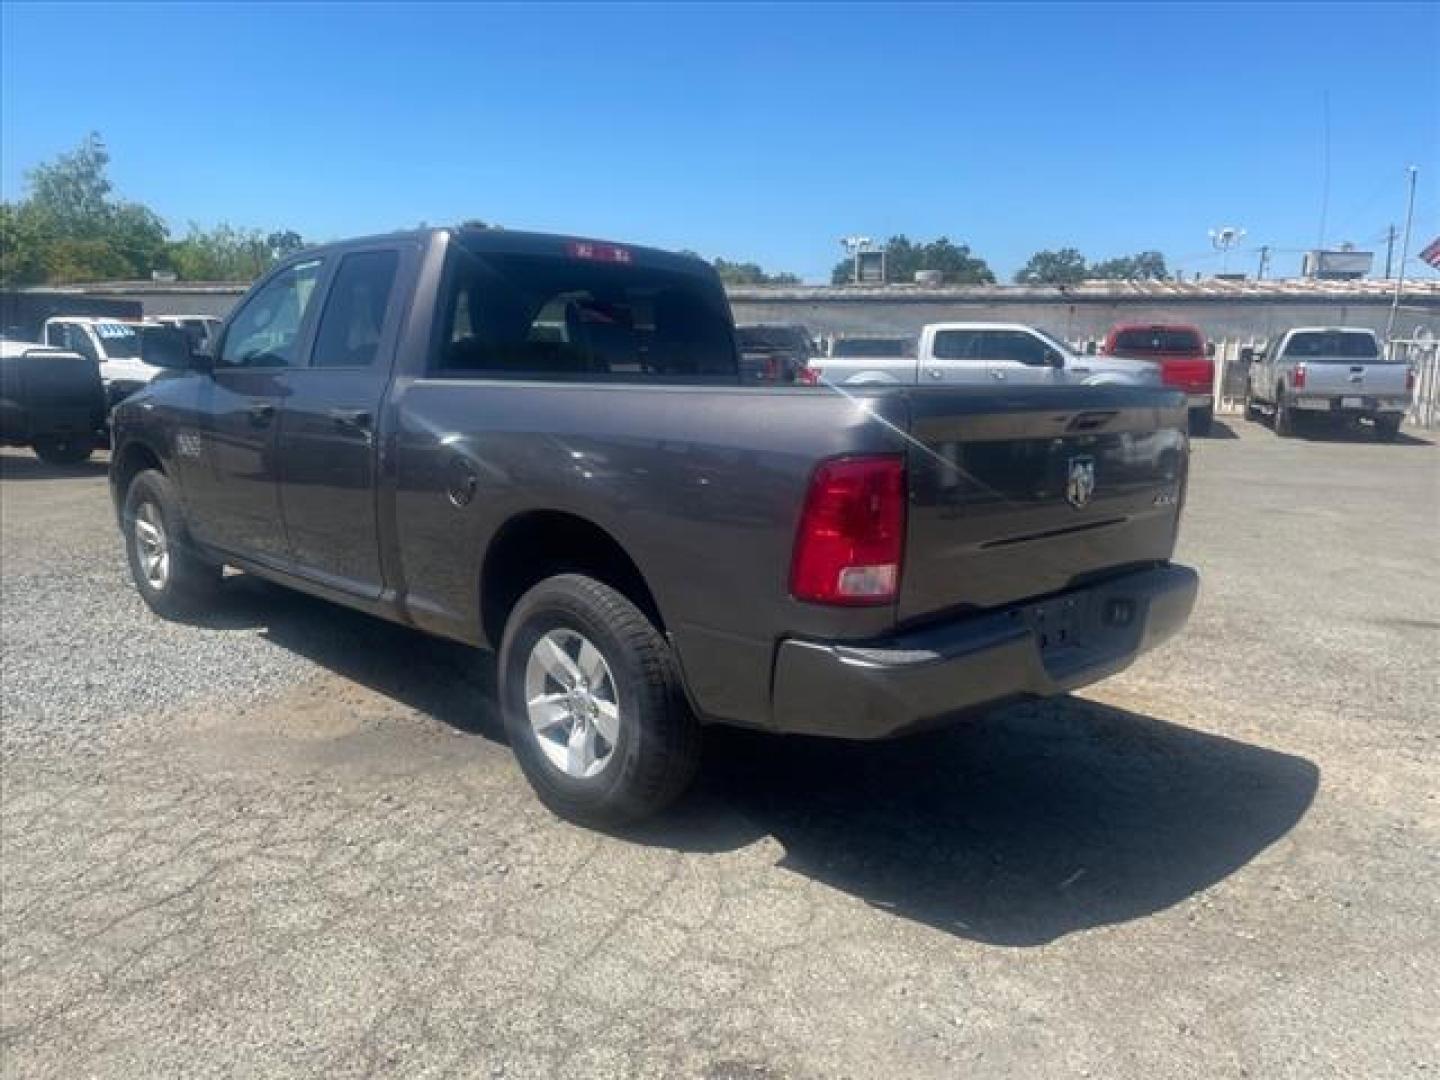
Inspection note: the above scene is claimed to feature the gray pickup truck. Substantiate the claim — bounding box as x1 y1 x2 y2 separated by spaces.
110 227 1198 825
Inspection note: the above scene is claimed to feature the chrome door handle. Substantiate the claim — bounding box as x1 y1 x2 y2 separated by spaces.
247 401 275 425
989 369 1006 380
926 368 943 380
328 408 372 431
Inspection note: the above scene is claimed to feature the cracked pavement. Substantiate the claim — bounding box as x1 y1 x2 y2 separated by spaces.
2 418 1437 1078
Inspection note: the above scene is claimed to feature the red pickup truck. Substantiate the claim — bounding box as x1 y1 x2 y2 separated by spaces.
1100 323 1216 435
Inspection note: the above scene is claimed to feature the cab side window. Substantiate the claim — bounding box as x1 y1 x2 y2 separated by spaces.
219 258 324 368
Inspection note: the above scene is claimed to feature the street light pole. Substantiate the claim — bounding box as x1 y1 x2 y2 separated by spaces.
1386 166 1419 341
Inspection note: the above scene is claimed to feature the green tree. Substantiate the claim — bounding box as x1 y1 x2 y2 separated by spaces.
167 223 275 281
0 201 51 285
1014 247 1088 285
711 257 800 285
1089 250 1169 280
831 235 995 284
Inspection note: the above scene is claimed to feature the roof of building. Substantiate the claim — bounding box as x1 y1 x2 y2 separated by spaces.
17 275 1440 304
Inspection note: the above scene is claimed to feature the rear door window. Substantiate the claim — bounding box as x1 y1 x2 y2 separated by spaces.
435 250 738 382
310 250 400 368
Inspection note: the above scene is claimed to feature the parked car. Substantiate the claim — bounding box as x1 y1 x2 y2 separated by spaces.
809 322 1161 387
1100 323 1216 435
735 323 814 383
41 316 163 408
1243 327 1414 439
0 339 106 464
109 227 1197 825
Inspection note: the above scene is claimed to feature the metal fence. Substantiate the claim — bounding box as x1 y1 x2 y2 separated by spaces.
1068 335 1439 429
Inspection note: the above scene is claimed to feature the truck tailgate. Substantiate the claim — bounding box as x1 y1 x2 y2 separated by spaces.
899 385 1188 624
1300 361 1409 397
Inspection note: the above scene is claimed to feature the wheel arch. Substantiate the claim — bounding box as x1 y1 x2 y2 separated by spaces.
112 440 164 512
479 510 665 650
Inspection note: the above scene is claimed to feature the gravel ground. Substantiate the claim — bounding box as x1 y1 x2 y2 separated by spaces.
1 417 1437 1079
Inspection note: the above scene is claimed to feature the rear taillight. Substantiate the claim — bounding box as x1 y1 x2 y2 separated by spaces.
790 455 905 605
1406 366 1416 392
799 366 822 385
1292 362 1307 390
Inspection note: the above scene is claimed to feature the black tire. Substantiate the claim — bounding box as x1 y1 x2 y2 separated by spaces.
1189 405 1214 437
32 435 93 465
1243 383 1260 421
498 573 700 827
122 468 221 618
1274 390 1294 437
1374 415 1401 442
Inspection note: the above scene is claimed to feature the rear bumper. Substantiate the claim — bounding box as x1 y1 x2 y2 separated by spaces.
770 563 1198 739
1293 395 1410 413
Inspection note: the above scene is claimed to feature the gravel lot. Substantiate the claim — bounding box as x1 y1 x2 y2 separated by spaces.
2 417 1437 1079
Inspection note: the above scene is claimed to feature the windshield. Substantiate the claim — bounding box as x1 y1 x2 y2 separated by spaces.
93 321 141 359
1112 327 1203 355
832 337 913 358
1282 331 1383 361
1028 327 1076 358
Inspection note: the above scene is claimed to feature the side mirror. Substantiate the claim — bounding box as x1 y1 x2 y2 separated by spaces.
1206 341 1216 357
1046 349 1065 368
141 326 211 371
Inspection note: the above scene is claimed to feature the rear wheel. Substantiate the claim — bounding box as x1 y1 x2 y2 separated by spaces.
499 573 700 827
32 435 93 465
1243 383 1260 421
1274 389 1295 437
1374 415 1402 442
122 469 221 617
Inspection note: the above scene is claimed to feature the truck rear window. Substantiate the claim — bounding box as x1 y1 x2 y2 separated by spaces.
1111 328 1203 355
1282 331 1382 360
435 250 739 382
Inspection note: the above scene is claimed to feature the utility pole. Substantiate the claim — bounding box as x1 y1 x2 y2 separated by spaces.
1386 166 1418 341
1384 225 1397 278
1256 246 1271 280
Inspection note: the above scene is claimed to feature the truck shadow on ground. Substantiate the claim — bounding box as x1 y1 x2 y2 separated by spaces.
204 573 1319 949
1290 423 1433 446
649 706 1319 946
1196 418 1240 440
0 452 110 481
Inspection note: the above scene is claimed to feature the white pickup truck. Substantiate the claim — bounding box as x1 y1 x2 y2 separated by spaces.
807 322 1159 387
1244 327 1413 440
42 317 167 407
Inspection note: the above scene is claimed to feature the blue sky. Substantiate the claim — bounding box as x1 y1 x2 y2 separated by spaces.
3 2 1437 282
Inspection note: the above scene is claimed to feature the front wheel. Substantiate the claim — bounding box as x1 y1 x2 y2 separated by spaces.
1374 415 1402 442
32 435 93 465
122 469 221 618
499 574 700 827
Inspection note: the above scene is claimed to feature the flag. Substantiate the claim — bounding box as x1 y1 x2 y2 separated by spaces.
1420 236 1440 270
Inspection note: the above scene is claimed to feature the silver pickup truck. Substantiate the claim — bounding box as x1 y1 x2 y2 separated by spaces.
1244 327 1414 439
809 322 1159 387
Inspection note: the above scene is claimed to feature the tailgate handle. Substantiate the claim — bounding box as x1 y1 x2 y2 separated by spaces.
1067 410 1118 432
